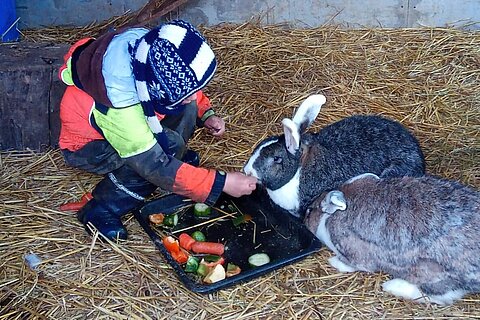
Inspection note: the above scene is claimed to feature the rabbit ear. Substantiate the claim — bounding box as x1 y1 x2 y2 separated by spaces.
281 94 326 155
282 118 300 155
345 173 380 185
321 190 347 214
292 94 327 133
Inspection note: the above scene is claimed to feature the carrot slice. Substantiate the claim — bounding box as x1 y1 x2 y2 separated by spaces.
191 241 225 256
179 233 196 251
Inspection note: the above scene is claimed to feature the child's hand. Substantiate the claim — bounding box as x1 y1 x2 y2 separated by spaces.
204 115 225 136
223 172 257 197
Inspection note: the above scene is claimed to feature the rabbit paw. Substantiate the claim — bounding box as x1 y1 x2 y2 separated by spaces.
383 279 465 305
382 278 424 302
427 290 466 306
328 256 357 273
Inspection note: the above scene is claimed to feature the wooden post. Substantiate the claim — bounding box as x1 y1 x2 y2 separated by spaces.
0 42 69 150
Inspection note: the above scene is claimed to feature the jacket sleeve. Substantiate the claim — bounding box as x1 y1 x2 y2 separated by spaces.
92 103 226 205
125 144 226 205
196 90 215 124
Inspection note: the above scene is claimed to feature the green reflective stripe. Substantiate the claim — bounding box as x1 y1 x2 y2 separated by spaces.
60 58 74 85
201 109 215 122
92 104 157 158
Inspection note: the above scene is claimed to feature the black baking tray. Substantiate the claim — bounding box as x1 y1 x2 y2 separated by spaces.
134 188 323 294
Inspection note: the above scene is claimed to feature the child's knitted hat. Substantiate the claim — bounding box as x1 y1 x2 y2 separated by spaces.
131 20 216 134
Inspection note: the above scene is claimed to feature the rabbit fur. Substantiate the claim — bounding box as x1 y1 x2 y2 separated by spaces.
304 173 480 305
243 94 426 218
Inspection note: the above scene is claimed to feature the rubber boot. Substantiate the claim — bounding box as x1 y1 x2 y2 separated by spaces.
77 165 156 240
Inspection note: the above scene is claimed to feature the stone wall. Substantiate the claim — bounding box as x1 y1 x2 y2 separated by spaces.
15 0 480 29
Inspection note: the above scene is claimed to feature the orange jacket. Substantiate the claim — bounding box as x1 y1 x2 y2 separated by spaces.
59 87 212 152
58 38 213 152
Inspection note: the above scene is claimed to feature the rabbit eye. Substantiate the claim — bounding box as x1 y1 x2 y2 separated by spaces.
273 156 283 164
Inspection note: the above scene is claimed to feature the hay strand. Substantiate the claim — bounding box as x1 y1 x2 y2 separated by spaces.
1 22 479 319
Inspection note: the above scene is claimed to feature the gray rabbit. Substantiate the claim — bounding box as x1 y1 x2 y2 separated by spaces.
243 94 425 218
304 173 480 305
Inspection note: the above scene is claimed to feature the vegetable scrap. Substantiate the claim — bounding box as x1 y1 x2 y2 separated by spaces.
196 262 210 277
154 201 271 284
232 214 252 227
193 202 212 217
200 261 242 283
226 263 241 277
184 256 200 273
191 230 206 242
191 241 225 256
178 233 196 250
149 213 165 225
203 264 226 284
248 253 271 267
162 236 189 264
202 255 225 268
164 232 241 283
196 258 225 280
163 213 178 227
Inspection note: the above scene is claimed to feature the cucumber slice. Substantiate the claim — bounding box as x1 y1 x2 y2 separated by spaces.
248 253 270 267
194 203 212 217
163 213 178 227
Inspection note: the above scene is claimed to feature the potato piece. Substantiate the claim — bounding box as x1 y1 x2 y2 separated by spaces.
203 264 226 284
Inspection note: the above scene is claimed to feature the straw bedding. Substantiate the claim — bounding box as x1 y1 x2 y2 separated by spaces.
1 20 479 319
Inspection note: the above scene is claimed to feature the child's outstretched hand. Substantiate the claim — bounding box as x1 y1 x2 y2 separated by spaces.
223 172 257 197
204 115 225 136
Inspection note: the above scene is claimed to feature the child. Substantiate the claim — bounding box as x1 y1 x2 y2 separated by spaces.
58 20 257 240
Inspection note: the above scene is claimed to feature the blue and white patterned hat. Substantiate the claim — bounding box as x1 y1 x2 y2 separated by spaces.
131 20 217 134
